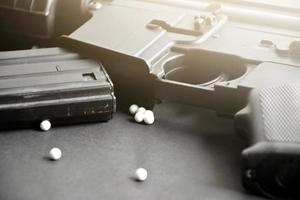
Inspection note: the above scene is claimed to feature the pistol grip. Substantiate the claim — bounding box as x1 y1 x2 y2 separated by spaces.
235 85 300 199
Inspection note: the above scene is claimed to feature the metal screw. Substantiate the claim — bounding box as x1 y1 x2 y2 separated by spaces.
89 1 102 10
194 16 205 31
205 15 217 26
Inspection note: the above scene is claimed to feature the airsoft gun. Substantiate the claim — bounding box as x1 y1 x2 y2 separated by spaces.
1 0 300 199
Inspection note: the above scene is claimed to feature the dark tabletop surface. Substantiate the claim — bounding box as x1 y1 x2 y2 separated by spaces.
0 102 266 200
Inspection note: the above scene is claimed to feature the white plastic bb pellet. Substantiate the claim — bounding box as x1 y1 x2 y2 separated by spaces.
40 120 51 131
137 107 146 113
49 147 62 160
129 104 139 115
135 168 148 181
144 111 155 125
134 111 145 123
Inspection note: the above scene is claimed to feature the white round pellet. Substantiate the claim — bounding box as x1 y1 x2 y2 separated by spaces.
135 168 148 181
40 120 51 131
144 112 155 125
137 107 146 113
49 147 62 160
134 111 145 123
129 104 139 115
145 110 154 117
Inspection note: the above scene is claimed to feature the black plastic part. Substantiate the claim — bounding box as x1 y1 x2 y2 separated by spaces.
0 47 116 129
235 85 300 199
0 0 90 39
0 0 57 38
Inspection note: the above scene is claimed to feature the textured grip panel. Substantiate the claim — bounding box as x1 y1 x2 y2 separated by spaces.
259 84 300 142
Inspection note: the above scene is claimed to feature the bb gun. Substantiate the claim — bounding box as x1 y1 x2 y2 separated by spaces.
2 0 300 199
